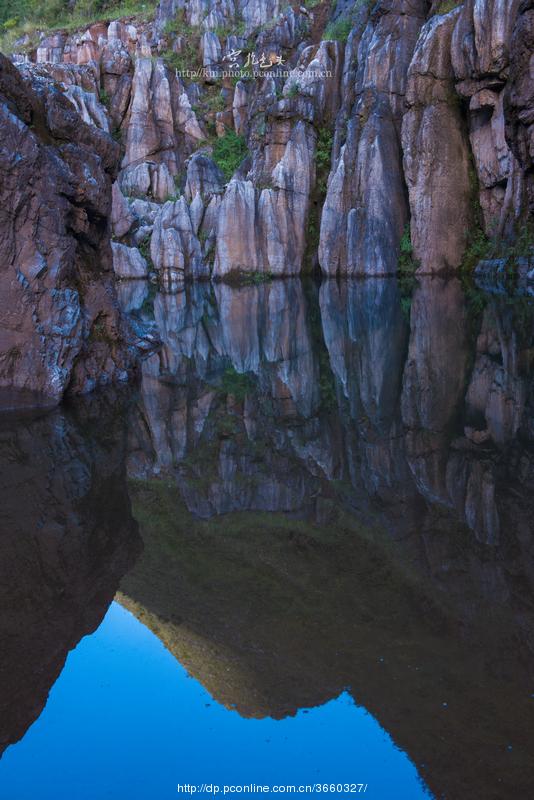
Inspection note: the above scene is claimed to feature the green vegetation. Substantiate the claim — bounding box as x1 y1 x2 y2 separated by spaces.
213 19 246 38
460 228 492 273
137 232 154 268
322 18 352 42
161 41 202 75
398 224 418 274
138 280 157 319
99 88 111 108
211 130 248 181
160 13 203 74
241 270 274 285
287 82 300 99
203 92 226 113
217 366 256 402
305 126 334 268
460 221 534 276
315 126 334 197
433 0 461 14
0 0 155 50
398 224 418 318
163 14 198 37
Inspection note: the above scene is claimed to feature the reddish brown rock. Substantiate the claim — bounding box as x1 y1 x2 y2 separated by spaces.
0 54 135 406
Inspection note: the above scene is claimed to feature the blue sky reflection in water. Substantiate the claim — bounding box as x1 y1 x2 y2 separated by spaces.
0 602 432 800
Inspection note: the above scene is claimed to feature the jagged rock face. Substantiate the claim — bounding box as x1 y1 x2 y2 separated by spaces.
213 120 318 277
214 40 344 278
320 1 427 276
0 395 141 755
111 241 149 278
0 54 135 405
120 56 205 200
319 0 531 275
19 61 110 131
150 197 209 285
505 1 534 218
451 0 525 237
6 0 534 280
403 8 473 272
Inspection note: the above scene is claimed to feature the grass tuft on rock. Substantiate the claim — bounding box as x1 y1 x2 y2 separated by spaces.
212 130 248 181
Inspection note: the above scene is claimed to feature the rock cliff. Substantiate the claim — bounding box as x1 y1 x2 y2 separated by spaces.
6 0 532 283
1 0 533 402
0 54 138 405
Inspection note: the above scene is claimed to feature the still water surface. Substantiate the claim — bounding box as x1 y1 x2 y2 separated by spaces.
1 276 533 800
0 602 430 800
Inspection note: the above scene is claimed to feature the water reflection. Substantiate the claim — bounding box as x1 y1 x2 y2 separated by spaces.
0 603 432 800
1 277 534 800
124 276 534 799
0 396 142 756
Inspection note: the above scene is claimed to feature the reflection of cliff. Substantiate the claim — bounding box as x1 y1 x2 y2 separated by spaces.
0 396 142 756
128 280 337 518
123 276 534 799
129 277 534 548
121 481 534 800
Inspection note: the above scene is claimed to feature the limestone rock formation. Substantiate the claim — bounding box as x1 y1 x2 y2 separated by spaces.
402 8 473 272
0 54 135 405
4 0 533 284
505 1 534 218
111 242 149 279
1 0 534 412
319 1 427 276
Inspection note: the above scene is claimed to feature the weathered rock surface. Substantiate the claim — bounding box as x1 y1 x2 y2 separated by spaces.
320 1 426 276
111 242 149 278
402 8 473 273
150 197 209 286
505 1 534 218
0 54 135 405
121 56 204 197
6 0 534 282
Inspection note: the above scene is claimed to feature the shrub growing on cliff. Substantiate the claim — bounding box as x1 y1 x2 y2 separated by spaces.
398 225 418 274
434 0 461 14
398 224 419 317
460 221 534 276
460 228 492 273
304 125 334 268
212 130 248 181
218 367 255 402
322 18 352 42
315 127 333 197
